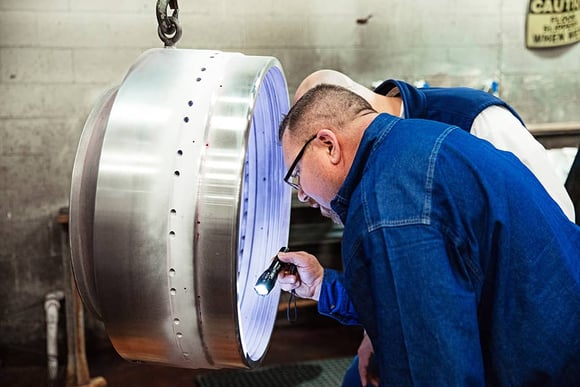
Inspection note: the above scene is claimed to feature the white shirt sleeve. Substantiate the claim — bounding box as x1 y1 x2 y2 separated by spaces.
471 105 575 221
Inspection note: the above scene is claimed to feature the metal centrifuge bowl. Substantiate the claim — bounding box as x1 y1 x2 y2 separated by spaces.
69 48 291 369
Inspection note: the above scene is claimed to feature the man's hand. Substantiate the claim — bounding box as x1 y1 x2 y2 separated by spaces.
358 333 380 387
277 250 324 301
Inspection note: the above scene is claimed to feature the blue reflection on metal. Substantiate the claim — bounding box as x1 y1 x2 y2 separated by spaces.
237 66 291 360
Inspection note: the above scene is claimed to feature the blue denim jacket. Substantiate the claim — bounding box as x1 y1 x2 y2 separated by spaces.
319 82 527 327
324 113 580 385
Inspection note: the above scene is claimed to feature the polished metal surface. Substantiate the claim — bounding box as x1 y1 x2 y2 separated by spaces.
69 86 118 321
70 48 291 369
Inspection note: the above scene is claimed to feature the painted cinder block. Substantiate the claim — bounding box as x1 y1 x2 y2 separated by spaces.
0 48 74 83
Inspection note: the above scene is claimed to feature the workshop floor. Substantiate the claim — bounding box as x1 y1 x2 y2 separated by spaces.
0 303 363 387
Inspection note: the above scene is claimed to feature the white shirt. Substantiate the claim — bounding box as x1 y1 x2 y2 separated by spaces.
471 105 575 221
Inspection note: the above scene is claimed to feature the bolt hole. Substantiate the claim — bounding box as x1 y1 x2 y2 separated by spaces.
169 231 176 238
169 268 176 276
188 100 193 107
201 67 206 71
174 171 180 176
177 150 183 156
170 288 176 295
196 77 202 82
184 117 189 123
170 209 177 214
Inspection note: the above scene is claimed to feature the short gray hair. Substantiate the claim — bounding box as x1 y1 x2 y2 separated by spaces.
279 84 375 142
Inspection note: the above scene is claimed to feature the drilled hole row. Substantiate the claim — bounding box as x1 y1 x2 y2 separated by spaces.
182 55 216 127
176 69 209 178
168 53 219 358
168 261 184 353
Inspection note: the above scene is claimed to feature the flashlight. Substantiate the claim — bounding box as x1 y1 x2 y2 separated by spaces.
254 247 293 296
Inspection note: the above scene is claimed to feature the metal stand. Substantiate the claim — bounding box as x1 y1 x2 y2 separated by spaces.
57 207 107 387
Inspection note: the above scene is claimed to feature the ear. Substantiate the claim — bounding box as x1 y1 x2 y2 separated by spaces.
316 129 341 165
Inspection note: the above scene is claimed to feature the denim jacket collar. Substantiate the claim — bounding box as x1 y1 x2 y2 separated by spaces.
331 113 401 224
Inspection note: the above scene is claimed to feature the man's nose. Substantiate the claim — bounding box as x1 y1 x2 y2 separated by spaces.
297 188 310 203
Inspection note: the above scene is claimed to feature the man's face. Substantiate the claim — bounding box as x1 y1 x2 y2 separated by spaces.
282 132 343 225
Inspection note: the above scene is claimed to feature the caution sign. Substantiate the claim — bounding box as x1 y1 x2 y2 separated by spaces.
526 0 580 48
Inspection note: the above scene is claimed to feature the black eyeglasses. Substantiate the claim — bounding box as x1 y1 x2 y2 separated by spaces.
283 134 317 190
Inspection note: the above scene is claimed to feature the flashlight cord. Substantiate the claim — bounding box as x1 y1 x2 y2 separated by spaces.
285 261 298 322
287 290 297 322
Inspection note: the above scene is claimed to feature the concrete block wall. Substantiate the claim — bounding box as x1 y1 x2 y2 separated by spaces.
0 0 579 353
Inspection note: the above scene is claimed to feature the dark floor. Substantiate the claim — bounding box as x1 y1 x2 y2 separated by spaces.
0 303 363 387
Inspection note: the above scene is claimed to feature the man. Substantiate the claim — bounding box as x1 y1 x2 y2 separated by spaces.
289 70 576 386
277 84 580 386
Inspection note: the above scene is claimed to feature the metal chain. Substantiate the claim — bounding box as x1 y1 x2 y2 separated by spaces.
156 0 182 47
